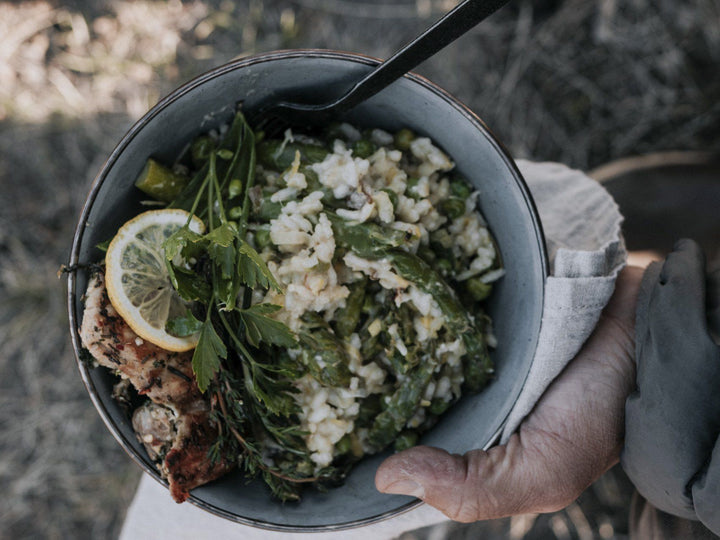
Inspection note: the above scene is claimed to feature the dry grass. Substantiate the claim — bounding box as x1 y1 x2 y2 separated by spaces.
0 0 717 538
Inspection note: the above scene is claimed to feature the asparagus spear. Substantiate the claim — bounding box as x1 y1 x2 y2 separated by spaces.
298 316 353 387
367 363 434 449
387 249 493 391
333 279 367 338
330 217 493 391
326 211 412 257
257 139 329 170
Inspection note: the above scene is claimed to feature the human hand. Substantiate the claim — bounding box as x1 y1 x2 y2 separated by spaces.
375 266 644 522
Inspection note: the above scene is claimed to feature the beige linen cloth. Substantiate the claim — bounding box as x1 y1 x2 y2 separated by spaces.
120 160 626 539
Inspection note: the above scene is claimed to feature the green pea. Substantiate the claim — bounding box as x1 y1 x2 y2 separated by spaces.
450 178 472 199
190 135 213 166
352 139 376 159
405 177 422 199
228 206 243 220
438 197 466 219
394 128 415 151
254 228 272 249
228 178 243 199
466 277 492 301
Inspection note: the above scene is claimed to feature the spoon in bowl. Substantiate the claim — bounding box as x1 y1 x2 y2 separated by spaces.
249 0 510 135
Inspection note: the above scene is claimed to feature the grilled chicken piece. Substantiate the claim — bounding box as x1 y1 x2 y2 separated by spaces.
80 273 232 502
79 273 200 410
132 401 232 502
159 407 231 503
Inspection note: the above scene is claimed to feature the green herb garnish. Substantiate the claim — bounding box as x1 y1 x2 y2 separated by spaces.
152 111 333 498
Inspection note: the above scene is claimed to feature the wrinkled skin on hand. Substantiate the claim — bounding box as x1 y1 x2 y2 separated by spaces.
375 266 643 522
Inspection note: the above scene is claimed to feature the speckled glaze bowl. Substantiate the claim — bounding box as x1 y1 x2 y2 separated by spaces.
67 50 548 531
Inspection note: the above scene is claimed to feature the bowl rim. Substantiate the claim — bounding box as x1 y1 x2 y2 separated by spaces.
67 48 549 532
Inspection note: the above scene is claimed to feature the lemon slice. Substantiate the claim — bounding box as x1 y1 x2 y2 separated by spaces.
105 209 205 352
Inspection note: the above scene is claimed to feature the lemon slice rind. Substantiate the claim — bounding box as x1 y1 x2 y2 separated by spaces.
104 209 205 352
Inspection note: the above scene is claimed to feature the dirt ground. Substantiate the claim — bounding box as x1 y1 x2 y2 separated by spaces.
0 0 718 538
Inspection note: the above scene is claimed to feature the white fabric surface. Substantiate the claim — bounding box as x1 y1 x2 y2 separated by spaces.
119 160 626 540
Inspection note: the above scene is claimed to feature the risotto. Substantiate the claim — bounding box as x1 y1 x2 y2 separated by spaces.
80 112 502 501
252 124 501 469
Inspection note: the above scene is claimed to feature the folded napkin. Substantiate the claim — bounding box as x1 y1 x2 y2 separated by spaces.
119 160 626 540
500 160 626 441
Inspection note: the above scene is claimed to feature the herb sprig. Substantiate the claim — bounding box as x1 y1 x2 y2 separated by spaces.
163 113 288 391
159 111 328 498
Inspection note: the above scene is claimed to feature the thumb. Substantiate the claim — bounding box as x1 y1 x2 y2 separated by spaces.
375 436 591 523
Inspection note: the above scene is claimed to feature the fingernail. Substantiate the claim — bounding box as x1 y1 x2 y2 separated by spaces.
382 478 425 499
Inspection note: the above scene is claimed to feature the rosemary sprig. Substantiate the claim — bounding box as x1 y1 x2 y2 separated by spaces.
214 378 319 492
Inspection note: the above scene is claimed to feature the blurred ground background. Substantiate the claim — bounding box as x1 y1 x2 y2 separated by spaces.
0 0 718 538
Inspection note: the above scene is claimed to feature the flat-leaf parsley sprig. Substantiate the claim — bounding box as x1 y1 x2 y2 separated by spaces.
162 112 287 391
158 111 328 497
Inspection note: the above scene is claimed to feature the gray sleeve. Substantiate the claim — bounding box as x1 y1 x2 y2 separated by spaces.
621 239 720 536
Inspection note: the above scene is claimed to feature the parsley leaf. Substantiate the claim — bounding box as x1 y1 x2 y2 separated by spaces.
237 240 281 292
168 263 212 303
164 226 204 261
192 317 227 392
239 304 297 348
147 111 320 500
163 226 204 291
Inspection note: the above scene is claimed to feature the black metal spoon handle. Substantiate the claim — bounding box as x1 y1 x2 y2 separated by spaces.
331 0 510 114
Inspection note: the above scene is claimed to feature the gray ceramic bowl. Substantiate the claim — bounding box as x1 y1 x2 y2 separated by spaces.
67 50 548 531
